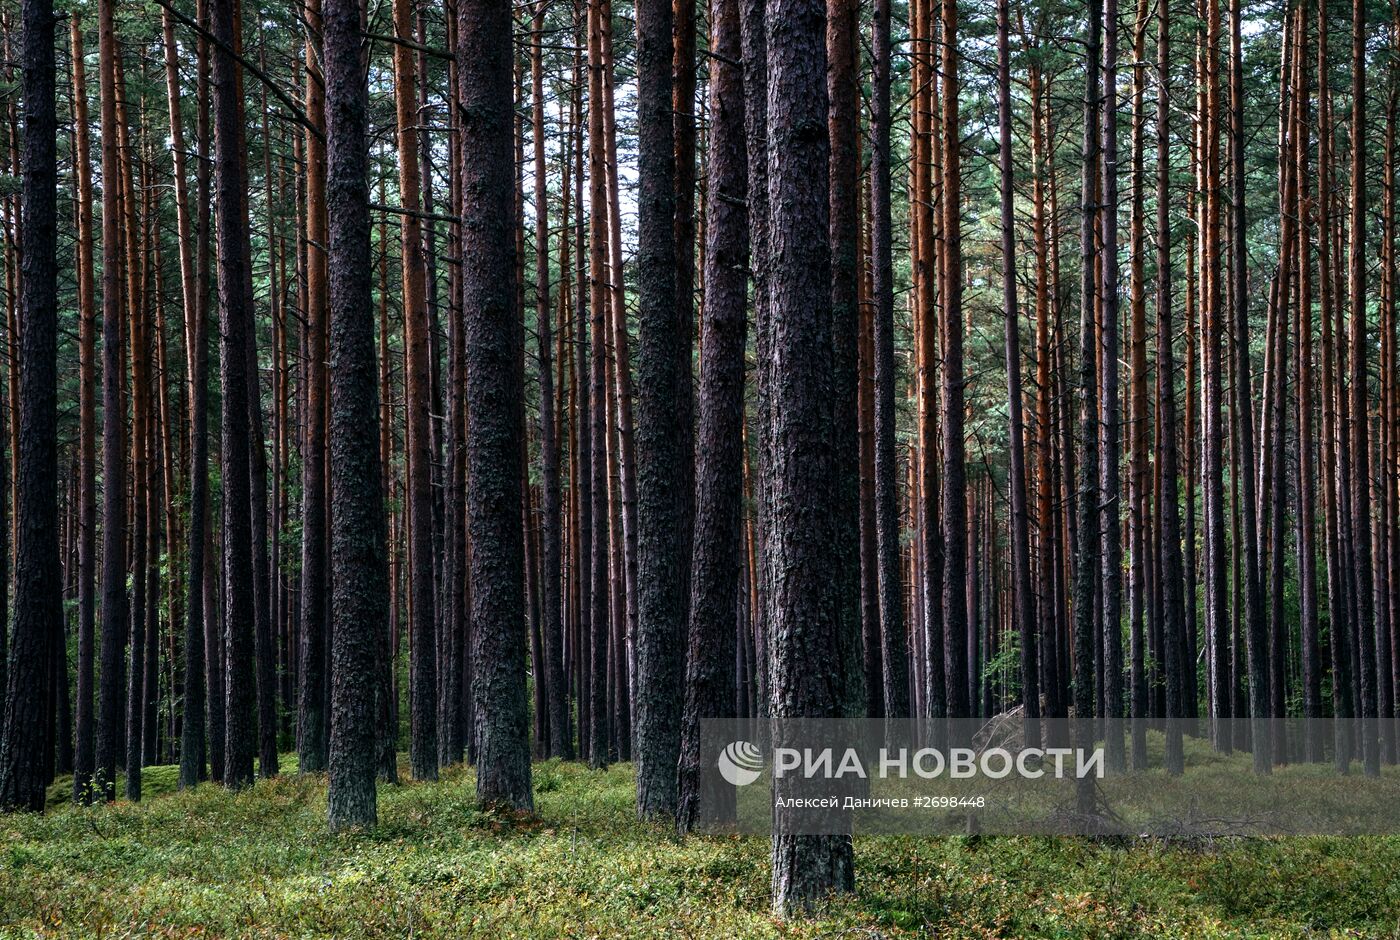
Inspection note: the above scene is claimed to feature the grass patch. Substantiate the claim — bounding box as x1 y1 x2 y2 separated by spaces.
1 756 1397 937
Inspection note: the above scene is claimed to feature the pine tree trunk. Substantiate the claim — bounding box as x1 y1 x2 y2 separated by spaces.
567 0 593 766
231 13 277 785
996 0 1039 750
633 0 685 820
324 0 387 829
1028 33 1063 729
108 32 148 802
672 0 698 589
915 0 945 724
1202 0 1233 754
95 0 127 804
71 11 99 803
600 39 636 759
298 0 330 776
392 0 438 782
1295 1 1322 762
741 0 771 718
210 0 257 791
600 12 639 757
1074 0 1103 816
870 0 904 723
586 0 611 769
554 49 577 761
765 0 854 909
1099 0 1125 771
192 0 221 786
1155 0 1185 774
459 0 534 811
531 0 567 763
0 0 59 813
676 0 746 832
1348 0 1381 775
1126 0 1150 770
1226 0 1271 774
161 5 208 790
827 0 865 721
940 0 969 731
1316 4 1353 771
1384 19 1400 763
856 179 881 722
1267 11 1299 765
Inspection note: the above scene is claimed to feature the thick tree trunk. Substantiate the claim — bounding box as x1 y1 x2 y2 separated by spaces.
634 0 685 820
676 0 746 832
827 0 865 722
324 0 386 829
0 0 58 813
210 0 257 791
459 0 534 811
765 0 855 912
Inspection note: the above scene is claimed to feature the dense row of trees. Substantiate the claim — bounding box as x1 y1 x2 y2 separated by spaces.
0 0 1399 914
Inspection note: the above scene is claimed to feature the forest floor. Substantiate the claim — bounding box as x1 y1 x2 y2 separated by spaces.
1 748 1398 938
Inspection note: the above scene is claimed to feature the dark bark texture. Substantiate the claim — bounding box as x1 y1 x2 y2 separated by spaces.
764 0 855 912
211 0 257 791
676 0 747 832
459 0 534 811
633 0 686 820
0 0 59 813
95 0 127 805
870 0 904 721
325 0 387 829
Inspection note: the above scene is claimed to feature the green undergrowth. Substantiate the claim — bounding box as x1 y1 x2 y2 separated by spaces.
2 756 1398 938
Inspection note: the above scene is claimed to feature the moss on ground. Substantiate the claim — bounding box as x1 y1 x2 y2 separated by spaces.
1 757 1397 937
